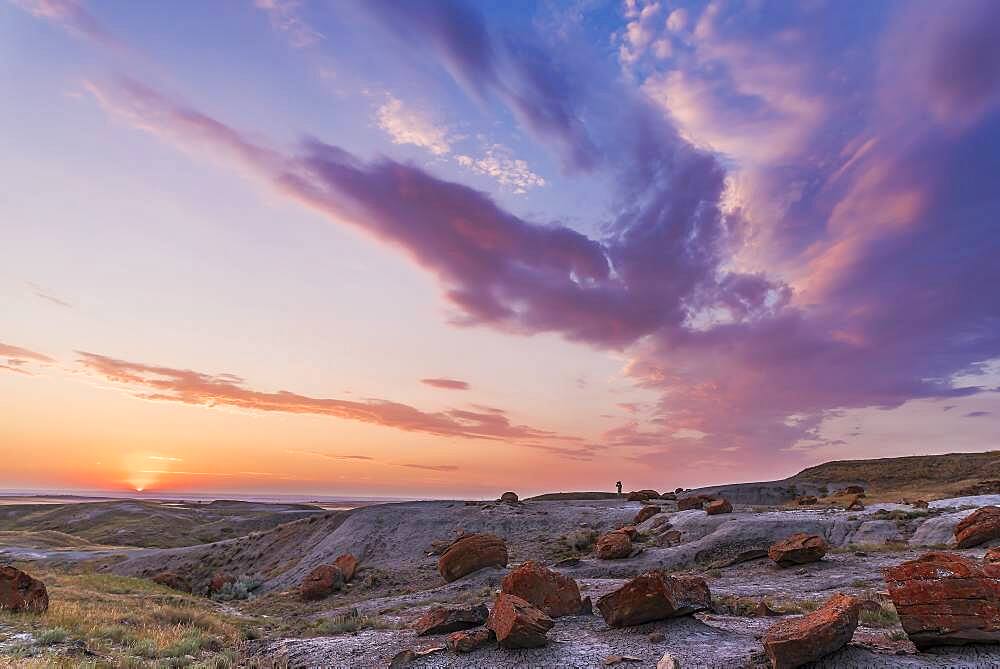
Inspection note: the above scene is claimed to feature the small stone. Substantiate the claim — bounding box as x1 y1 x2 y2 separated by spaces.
648 631 666 642
446 628 495 653
604 655 642 666
657 653 682 669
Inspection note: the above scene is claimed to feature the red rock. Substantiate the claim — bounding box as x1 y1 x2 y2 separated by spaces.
706 499 733 515
769 533 828 567
846 495 865 511
151 571 191 592
986 547 1000 565
762 593 861 669
413 604 488 635
299 564 343 601
885 551 1000 649
333 554 359 582
596 531 632 559
797 496 818 505
500 560 584 617
633 505 661 525
911 499 929 509
617 525 638 539
677 496 708 511
660 492 677 501
0 566 48 613
955 506 1000 548
209 572 234 593
487 593 554 648
500 491 519 504
438 533 509 582
596 572 711 627
447 628 495 653
843 485 865 495
627 490 659 501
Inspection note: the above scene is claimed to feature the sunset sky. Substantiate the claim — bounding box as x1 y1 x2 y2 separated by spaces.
2 0 999 498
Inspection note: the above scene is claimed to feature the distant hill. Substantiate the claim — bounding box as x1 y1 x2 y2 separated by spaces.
0 499 324 548
525 491 620 501
691 450 1000 504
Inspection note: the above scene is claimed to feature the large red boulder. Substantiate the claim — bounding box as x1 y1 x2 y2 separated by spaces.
706 499 733 515
762 593 861 668
438 533 509 582
885 552 1000 649
768 533 827 567
413 604 488 636
333 554 359 583
955 506 1000 548
500 560 584 617
596 572 711 627
595 531 632 559
487 593 554 648
0 566 48 613
633 505 661 525
299 564 343 601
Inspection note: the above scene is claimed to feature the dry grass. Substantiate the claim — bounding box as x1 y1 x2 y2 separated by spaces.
0 564 251 667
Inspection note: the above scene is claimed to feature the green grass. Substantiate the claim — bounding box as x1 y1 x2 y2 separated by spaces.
36 627 69 645
308 610 399 636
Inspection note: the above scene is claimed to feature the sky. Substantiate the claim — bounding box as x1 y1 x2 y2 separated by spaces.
1 0 999 498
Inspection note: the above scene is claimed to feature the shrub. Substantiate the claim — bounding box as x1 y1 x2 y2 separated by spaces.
37 627 69 645
211 577 262 602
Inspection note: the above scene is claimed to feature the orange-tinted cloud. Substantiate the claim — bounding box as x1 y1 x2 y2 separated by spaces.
0 342 55 375
421 377 470 390
76 351 565 443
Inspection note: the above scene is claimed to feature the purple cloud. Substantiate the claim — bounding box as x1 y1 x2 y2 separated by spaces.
421 378 470 391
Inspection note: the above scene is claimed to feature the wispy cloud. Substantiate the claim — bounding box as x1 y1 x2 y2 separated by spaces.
0 342 55 375
376 94 451 156
402 463 459 472
12 0 122 50
26 282 72 308
420 378 469 391
76 350 565 443
455 145 546 194
253 0 323 49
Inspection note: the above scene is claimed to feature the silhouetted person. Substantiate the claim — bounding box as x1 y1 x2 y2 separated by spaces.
616 481 622 496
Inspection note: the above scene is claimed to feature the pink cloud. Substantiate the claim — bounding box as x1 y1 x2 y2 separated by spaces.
76 351 565 444
420 378 470 390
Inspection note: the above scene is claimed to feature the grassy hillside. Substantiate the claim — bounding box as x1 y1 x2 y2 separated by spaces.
790 451 1000 500
0 500 324 549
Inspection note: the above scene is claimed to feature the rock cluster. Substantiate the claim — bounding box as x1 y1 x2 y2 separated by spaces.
885 551 1000 648
955 506 1000 548
768 533 827 567
596 572 711 627
0 566 48 613
762 593 861 669
438 533 508 582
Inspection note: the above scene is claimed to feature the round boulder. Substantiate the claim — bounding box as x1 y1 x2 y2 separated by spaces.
438 533 509 582
0 566 48 613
